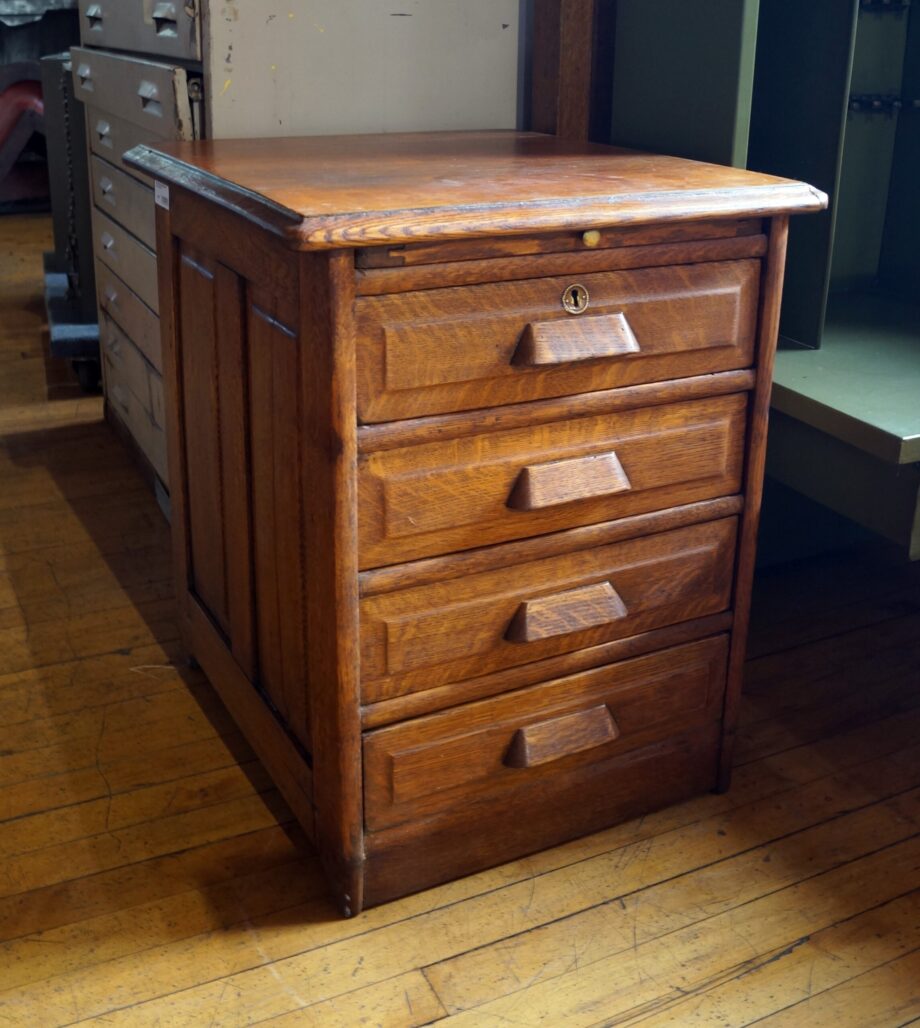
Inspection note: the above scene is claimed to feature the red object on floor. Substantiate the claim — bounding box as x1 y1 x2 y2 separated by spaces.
0 80 46 203
0 81 44 149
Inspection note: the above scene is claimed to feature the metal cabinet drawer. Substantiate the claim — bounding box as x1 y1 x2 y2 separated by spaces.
95 259 161 371
87 105 169 182
103 345 169 485
93 208 159 313
79 0 200 61
91 155 155 250
72 47 200 138
100 312 154 417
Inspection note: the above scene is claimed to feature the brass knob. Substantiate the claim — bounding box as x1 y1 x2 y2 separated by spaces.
582 229 601 248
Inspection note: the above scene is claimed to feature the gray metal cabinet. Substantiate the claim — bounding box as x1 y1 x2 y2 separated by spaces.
73 0 521 498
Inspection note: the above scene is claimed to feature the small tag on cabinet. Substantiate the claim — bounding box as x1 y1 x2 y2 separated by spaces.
154 181 170 210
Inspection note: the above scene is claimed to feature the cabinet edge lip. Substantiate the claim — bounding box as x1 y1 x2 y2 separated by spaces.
123 144 303 238
122 143 829 251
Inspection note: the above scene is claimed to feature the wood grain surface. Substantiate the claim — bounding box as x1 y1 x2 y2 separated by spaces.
124 132 827 249
359 394 746 566
360 517 738 701
4 213 918 1025
356 258 761 420
363 635 727 831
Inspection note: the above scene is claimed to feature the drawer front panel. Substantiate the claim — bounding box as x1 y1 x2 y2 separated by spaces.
87 105 171 182
357 259 760 422
92 155 156 250
365 635 728 830
359 393 747 567
100 312 153 417
95 260 161 371
103 350 168 484
360 516 738 701
365 723 720 906
79 0 201 61
93 208 159 313
72 47 197 138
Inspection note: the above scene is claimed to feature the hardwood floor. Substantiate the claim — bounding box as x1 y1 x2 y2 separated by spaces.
1 213 919 1027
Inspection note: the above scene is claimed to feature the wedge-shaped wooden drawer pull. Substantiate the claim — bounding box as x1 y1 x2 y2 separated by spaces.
507 450 631 511
512 311 640 367
505 580 627 643
504 705 620 768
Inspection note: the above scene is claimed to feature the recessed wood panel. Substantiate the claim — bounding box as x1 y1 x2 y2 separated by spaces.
178 248 228 635
247 303 309 746
176 249 257 680
359 393 747 567
360 517 738 703
356 259 761 421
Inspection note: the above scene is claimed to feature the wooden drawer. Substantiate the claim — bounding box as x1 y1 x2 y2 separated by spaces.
93 208 159 313
91 155 155 251
79 0 201 61
365 634 728 831
72 47 198 139
356 259 760 422
87 105 171 183
95 260 161 371
366 721 720 905
360 516 737 702
359 392 747 567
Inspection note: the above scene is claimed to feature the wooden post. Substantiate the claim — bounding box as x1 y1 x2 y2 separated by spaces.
531 0 598 140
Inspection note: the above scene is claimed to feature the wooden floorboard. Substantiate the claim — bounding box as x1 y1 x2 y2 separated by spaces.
1 213 918 1026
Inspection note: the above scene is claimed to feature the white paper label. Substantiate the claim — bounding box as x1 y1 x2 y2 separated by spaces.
154 181 170 209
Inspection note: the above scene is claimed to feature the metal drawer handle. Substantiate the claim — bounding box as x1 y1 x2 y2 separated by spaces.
507 450 632 511
85 3 103 29
504 705 620 769
505 581 628 644
152 1 178 36
102 286 118 306
99 175 113 198
95 118 111 143
137 81 163 118
100 231 115 252
77 63 93 91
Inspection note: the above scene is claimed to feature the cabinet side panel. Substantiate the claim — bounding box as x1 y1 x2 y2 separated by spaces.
156 195 316 849
215 267 256 679
247 302 309 746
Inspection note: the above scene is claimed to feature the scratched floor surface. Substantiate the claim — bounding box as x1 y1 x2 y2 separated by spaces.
2 213 920 1027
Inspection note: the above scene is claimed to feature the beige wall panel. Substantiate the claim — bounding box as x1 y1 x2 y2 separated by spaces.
203 0 521 138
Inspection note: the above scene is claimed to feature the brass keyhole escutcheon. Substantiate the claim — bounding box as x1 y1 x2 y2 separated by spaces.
562 283 590 315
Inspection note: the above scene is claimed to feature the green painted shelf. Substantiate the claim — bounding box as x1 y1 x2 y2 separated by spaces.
773 291 920 465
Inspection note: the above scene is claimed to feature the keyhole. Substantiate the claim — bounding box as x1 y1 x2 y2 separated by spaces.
562 283 590 314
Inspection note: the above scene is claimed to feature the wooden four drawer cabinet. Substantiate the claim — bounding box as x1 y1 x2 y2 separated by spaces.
126 132 825 915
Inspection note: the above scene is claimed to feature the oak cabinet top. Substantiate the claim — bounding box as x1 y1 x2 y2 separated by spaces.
125 130 826 250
